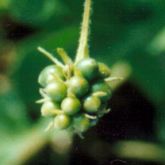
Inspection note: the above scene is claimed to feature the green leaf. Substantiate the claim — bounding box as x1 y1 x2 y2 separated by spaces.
0 86 29 133
9 0 65 27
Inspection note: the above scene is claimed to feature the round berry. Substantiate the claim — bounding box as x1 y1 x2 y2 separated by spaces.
41 101 60 116
45 81 67 102
54 114 71 129
68 76 89 97
92 81 112 101
73 115 90 133
83 96 101 113
76 58 99 80
38 65 64 87
98 62 111 78
61 97 81 115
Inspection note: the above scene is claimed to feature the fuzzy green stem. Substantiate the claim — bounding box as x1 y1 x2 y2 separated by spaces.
75 0 92 63
38 46 64 68
57 48 73 64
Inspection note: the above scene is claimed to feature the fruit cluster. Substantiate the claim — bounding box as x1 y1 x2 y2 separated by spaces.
38 57 112 135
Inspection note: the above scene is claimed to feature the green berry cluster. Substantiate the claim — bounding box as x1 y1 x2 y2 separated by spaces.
36 0 119 136
37 57 112 135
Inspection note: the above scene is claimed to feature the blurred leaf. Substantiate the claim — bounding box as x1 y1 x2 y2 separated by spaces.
0 119 49 165
113 140 165 163
9 0 66 27
149 26 165 54
129 53 165 105
0 118 73 165
0 0 10 10
0 86 29 133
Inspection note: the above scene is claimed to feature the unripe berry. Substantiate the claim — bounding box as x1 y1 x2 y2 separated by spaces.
73 115 90 132
98 62 111 78
68 76 89 97
41 101 60 116
92 81 112 101
83 96 101 113
76 58 99 80
61 97 81 115
38 65 64 87
54 114 71 129
45 81 67 102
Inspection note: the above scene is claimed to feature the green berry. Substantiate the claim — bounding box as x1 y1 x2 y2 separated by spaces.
76 58 99 80
98 62 111 78
41 101 60 116
45 81 67 102
68 76 89 97
61 97 81 115
73 115 90 133
83 96 101 113
38 65 64 87
92 81 112 101
54 114 71 129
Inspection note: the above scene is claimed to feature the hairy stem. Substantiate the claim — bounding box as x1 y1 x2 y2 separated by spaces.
38 47 64 68
56 48 73 64
75 0 92 63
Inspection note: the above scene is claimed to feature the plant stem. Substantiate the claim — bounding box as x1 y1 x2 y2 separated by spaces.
75 0 92 63
56 48 73 64
38 47 64 68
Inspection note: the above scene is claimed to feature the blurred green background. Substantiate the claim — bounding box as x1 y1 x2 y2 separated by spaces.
0 0 165 164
